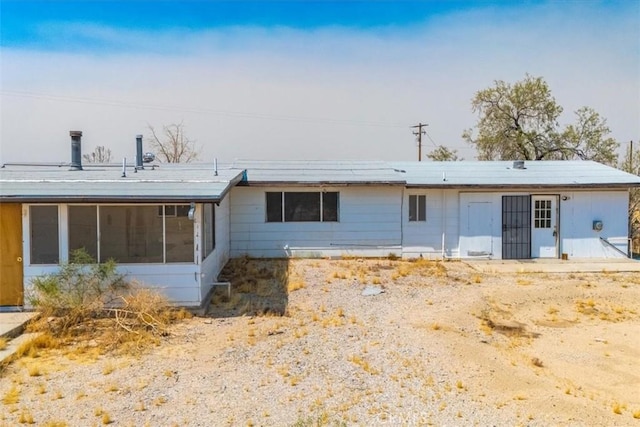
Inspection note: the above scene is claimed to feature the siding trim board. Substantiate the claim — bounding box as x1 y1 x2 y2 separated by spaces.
237 182 406 187
405 184 635 190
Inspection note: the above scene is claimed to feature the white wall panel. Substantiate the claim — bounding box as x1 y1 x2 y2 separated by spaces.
401 189 460 259
559 190 629 258
229 186 403 258
200 196 232 302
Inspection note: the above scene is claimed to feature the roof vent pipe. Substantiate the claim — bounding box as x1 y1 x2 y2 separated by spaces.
69 130 83 171
214 158 218 176
135 134 144 170
513 160 525 169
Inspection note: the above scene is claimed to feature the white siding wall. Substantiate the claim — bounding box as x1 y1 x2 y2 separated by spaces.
401 189 459 259
457 190 631 259
559 190 629 258
199 196 232 302
229 186 403 258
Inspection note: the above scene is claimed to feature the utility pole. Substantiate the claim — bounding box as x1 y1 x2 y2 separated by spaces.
411 122 428 161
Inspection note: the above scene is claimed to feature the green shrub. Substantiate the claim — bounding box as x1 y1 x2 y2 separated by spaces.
29 249 128 328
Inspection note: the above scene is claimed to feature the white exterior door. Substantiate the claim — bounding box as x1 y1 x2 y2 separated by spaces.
531 195 558 258
466 201 493 256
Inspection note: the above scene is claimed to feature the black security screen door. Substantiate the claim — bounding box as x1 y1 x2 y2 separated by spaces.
502 195 531 259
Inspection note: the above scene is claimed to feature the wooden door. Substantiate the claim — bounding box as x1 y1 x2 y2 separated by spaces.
0 204 24 306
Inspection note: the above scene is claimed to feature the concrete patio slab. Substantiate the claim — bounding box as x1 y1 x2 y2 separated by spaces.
0 311 39 338
465 258 640 273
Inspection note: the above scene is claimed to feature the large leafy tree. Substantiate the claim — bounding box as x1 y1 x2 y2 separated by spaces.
147 122 200 163
463 75 618 165
620 142 640 252
426 145 461 161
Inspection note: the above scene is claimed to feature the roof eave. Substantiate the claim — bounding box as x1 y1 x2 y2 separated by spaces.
405 183 640 189
238 180 407 187
0 195 225 203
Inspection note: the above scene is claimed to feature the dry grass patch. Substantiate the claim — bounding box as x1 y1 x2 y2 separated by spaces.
214 257 290 316
612 402 626 415
17 408 35 424
531 357 544 368
26 362 43 377
477 309 538 339
348 354 380 375
15 334 60 359
2 385 20 405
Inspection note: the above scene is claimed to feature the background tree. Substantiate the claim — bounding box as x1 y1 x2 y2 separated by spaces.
620 141 640 253
463 74 619 165
426 145 461 161
147 122 200 163
83 146 112 163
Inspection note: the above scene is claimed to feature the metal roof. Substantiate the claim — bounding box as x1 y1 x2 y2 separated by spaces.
228 160 406 185
1 160 638 202
391 160 640 188
0 163 245 202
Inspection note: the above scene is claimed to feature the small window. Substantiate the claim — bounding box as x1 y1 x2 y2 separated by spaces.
266 192 283 222
408 195 426 222
322 192 339 222
266 191 339 222
30 205 59 264
160 205 176 217
534 199 552 228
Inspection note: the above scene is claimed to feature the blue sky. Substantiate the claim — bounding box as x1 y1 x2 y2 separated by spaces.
1 1 638 162
2 2 496 35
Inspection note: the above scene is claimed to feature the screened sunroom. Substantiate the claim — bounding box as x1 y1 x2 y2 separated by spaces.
1 164 244 308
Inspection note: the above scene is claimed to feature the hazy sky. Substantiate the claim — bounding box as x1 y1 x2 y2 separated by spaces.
1 1 638 164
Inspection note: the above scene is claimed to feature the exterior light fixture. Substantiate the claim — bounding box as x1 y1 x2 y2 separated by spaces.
188 202 196 221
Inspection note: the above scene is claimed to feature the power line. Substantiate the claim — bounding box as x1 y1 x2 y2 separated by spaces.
1 89 407 129
424 131 439 148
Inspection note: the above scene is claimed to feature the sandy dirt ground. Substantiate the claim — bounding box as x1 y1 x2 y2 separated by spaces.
1 258 639 426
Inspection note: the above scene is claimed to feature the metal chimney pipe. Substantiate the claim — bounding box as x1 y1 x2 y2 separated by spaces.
69 131 83 171
136 134 144 169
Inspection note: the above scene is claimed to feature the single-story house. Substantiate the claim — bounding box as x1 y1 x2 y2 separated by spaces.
2 132 639 308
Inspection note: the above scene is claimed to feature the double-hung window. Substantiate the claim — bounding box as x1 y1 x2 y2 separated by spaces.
408 195 426 222
266 192 339 222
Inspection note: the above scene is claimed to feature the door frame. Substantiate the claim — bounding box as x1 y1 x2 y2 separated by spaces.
0 203 24 306
531 194 560 258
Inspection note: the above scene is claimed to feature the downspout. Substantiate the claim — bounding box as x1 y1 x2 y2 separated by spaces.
441 188 446 259
400 187 405 257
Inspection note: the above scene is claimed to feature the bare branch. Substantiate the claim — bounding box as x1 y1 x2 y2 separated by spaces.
146 122 200 163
